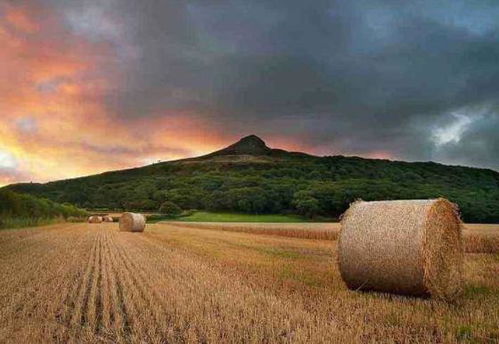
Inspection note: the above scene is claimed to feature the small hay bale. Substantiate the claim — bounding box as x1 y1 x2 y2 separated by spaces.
338 198 463 300
119 212 146 232
88 216 103 224
103 216 114 222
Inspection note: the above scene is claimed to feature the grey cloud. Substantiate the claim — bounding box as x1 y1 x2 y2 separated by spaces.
15 117 38 134
0 167 31 184
430 112 499 170
78 142 195 159
51 0 499 169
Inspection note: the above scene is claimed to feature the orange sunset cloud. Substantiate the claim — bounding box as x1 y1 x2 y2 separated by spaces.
0 1 232 186
0 0 312 186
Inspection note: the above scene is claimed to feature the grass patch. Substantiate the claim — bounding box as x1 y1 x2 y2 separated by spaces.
146 214 175 223
172 211 309 223
464 285 492 298
456 325 473 342
0 217 64 230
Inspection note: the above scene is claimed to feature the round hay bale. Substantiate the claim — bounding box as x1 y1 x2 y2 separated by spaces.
119 212 146 232
338 198 463 300
88 216 103 224
103 216 114 222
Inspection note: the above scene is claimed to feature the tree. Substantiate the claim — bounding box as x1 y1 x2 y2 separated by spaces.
227 187 268 214
159 201 182 217
294 197 320 218
292 190 320 218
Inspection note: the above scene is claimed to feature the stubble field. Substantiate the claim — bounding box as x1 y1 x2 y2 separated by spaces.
0 222 498 343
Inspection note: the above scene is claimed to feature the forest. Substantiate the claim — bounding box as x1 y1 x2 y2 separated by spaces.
5 154 499 223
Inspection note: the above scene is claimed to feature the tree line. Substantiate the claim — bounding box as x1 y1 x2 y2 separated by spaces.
0 190 87 228
6 155 499 223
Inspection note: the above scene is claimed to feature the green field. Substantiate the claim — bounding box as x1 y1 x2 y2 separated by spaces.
173 211 309 223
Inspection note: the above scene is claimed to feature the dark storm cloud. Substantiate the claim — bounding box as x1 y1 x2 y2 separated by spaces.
430 110 499 170
54 0 499 169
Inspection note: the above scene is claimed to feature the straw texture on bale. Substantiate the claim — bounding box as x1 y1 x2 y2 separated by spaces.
88 216 103 224
119 212 146 232
103 216 114 222
338 199 463 300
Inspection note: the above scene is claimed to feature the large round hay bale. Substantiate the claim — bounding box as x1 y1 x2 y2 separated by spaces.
119 212 146 232
103 216 114 222
88 216 103 224
338 199 463 300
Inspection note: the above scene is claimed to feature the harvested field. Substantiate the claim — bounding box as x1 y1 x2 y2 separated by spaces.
0 222 498 343
170 221 499 253
170 221 340 240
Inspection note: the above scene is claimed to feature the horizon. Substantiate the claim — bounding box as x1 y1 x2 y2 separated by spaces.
2 133 496 188
1 0 499 186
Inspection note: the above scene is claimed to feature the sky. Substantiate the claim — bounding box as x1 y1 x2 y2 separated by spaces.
1 0 499 186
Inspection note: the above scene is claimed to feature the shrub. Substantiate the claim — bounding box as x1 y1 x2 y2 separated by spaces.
0 190 87 229
159 201 182 217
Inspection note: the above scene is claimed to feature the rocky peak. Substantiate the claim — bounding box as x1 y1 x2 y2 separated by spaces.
212 135 272 156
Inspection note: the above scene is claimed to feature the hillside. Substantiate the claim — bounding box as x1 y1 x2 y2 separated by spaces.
3 135 499 222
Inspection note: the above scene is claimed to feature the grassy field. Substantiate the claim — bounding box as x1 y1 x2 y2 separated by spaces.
104 211 312 224
0 217 62 230
0 222 497 343
0 216 89 230
173 211 310 222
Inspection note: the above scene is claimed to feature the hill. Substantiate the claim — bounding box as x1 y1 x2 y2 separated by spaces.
3 135 499 222
178 135 314 163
